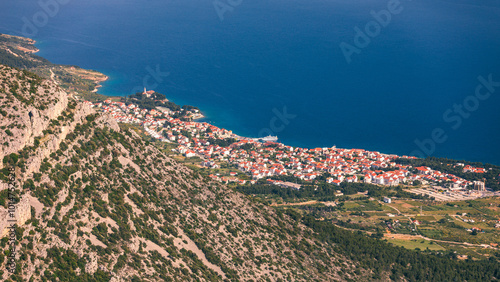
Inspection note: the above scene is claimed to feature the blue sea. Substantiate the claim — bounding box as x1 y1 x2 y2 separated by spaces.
1 0 500 164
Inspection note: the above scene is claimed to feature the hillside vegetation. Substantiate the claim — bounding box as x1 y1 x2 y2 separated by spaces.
0 64 362 281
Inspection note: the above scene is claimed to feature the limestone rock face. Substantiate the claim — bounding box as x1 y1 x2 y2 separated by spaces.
0 195 31 237
0 65 93 236
0 209 8 237
85 253 98 274
15 195 31 226
27 85 68 141
0 65 68 169
22 102 94 180
96 112 120 132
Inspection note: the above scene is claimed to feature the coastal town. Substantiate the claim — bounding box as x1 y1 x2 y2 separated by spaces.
84 93 497 200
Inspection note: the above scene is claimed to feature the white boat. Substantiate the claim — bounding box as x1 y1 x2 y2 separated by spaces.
261 135 278 142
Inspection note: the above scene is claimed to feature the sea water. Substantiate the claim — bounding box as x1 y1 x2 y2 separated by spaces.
1 0 499 164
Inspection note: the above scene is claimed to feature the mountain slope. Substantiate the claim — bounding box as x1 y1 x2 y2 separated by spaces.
0 64 365 281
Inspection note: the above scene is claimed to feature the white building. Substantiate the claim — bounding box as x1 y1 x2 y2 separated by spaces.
473 181 485 191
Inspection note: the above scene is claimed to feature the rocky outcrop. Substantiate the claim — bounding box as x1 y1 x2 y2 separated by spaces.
15 195 31 225
0 65 68 169
0 209 9 237
96 112 120 132
22 102 94 180
85 253 98 274
0 195 31 237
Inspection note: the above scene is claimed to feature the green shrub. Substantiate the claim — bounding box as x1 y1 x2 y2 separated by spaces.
3 153 18 165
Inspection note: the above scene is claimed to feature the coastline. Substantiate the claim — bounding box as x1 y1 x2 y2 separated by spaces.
87 95 500 195
0 33 39 53
91 77 109 93
92 85 102 93
3 32 500 207
1 32 498 165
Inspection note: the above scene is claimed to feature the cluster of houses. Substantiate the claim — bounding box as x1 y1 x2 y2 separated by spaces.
462 165 487 174
411 166 473 188
87 99 474 190
454 163 487 173
85 100 163 125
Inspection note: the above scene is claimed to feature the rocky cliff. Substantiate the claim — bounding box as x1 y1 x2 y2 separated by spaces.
0 65 96 240
0 65 68 169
